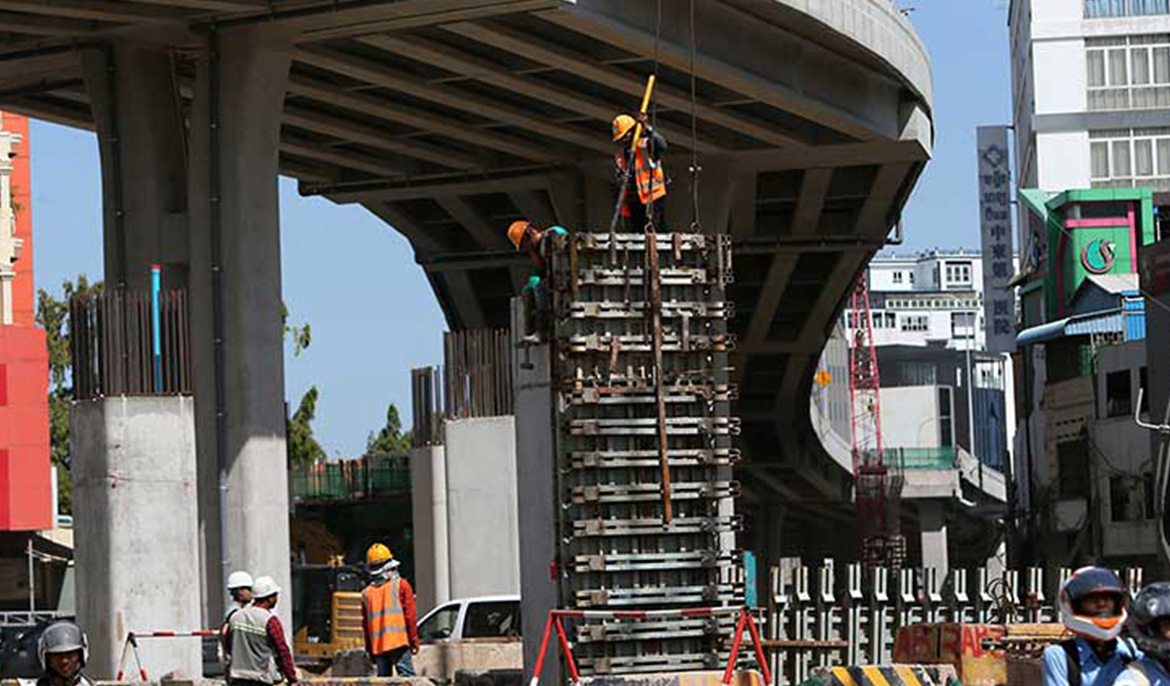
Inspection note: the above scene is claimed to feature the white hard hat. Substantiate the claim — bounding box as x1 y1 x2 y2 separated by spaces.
253 575 281 599
227 571 254 590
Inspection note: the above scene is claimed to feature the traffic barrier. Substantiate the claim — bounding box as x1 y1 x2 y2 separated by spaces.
827 665 957 686
114 631 217 682
527 607 771 686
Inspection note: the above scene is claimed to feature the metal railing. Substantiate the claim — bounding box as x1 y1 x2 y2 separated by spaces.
884 446 958 470
765 560 1145 685
412 328 513 447
70 288 191 400
290 459 410 503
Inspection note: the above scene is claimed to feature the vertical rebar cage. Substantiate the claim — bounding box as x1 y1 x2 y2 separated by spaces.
546 230 744 674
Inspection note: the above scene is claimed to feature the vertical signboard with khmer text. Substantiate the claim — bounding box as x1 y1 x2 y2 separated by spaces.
977 126 1015 354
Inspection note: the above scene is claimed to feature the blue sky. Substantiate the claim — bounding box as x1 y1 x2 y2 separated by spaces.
29 0 1011 457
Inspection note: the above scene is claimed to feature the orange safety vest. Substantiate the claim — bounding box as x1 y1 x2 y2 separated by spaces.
616 138 666 206
363 579 408 654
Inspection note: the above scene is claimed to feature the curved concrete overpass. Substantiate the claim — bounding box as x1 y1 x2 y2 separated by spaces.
0 0 933 554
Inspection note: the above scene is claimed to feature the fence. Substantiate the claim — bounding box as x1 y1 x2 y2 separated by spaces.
290 458 410 503
885 447 958 470
70 288 191 400
412 328 513 447
765 560 1145 685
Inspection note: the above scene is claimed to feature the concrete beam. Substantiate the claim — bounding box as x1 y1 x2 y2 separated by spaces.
313 171 552 204
548 172 583 229
286 73 559 163
442 271 487 330
437 196 505 250
539 5 879 141
133 0 266 9
296 45 612 154
280 134 411 178
853 162 914 237
792 168 833 237
731 140 930 172
283 104 483 170
0 0 185 23
359 34 715 154
0 95 92 129
0 10 104 35
443 20 809 150
744 255 798 346
508 190 557 229
360 201 447 256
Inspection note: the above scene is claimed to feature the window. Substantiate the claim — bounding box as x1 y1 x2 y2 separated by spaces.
944 261 972 286
1089 127 1170 189
463 601 521 639
901 315 928 332
893 271 903 284
1111 476 1146 521
938 387 954 448
909 272 915 284
885 312 897 328
1086 0 1170 18
1087 35 1170 111
900 361 937 386
951 312 976 339
1057 439 1091 499
1141 366 1150 413
1106 369 1133 417
418 604 460 642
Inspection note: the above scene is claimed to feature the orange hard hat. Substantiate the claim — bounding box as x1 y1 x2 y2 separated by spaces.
612 114 636 142
366 543 393 565
507 220 532 250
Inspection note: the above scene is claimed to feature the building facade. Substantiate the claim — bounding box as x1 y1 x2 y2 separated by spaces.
0 112 50 533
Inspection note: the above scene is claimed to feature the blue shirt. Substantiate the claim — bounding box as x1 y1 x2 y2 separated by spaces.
1043 637 1140 686
1117 658 1170 686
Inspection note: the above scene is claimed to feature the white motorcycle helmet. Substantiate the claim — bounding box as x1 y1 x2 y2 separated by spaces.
1058 566 1129 641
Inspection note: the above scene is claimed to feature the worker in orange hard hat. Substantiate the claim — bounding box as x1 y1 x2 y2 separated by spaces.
361 543 419 677
612 112 668 231
508 220 568 341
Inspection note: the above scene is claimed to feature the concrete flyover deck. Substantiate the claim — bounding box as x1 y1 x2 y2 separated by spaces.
0 0 933 554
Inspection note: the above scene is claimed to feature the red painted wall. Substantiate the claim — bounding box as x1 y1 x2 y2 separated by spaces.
0 326 51 530
0 112 51 530
7 113 34 326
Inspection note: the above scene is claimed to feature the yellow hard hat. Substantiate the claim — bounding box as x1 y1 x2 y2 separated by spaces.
507 220 532 250
612 114 636 142
366 543 393 565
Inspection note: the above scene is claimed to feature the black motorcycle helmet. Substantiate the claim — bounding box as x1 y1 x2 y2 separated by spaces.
1130 583 1170 659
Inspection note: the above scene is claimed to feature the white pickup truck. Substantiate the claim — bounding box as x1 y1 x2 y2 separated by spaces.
414 595 522 685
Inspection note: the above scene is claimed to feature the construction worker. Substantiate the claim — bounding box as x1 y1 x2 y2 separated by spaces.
37 621 93 686
507 220 568 340
1042 566 1138 686
224 575 298 686
1116 582 1170 686
361 543 420 677
220 570 255 667
612 112 667 231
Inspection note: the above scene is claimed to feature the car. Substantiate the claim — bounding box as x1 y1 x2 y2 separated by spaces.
414 595 522 685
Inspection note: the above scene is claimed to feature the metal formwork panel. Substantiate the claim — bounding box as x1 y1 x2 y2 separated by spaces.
546 230 743 674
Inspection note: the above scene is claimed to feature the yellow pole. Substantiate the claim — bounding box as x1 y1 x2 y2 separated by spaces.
629 74 656 157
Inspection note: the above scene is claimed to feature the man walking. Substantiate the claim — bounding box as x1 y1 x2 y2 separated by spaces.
361 543 420 677
224 575 298 686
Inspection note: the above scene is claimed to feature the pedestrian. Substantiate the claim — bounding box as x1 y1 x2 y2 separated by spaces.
1117 582 1170 685
612 111 667 232
224 575 298 686
507 220 569 340
361 543 420 677
1042 566 1138 686
36 621 94 686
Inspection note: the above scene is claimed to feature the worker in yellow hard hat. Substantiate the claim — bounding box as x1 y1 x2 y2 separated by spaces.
612 112 668 231
507 220 568 341
361 543 419 677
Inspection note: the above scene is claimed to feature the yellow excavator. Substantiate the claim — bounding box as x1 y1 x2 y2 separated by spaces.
290 522 365 668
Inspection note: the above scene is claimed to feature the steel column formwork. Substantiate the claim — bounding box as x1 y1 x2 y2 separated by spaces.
541 229 744 674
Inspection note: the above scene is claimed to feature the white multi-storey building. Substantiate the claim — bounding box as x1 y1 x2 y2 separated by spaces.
1011 0 1170 197
845 249 986 350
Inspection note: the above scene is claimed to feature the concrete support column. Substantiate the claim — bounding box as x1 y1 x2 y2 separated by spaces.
80 41 189 291
410 444 450 614
919 500 949 573
752 504 786 607
186 28 293 628
73 397 201 679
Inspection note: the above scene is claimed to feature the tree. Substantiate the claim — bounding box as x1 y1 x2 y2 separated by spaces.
281 302 311 357
36 276 104 514
287 385 327 466
366 403 412 455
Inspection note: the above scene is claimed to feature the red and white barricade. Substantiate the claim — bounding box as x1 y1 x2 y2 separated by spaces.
115 630 218 682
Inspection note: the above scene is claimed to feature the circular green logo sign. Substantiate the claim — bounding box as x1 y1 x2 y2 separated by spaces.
1081 238 1116 274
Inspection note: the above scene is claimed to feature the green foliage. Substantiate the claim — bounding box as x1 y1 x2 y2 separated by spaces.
288 385 327 466
35 276 104 514
281 302 312 357
366 403 412 455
